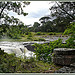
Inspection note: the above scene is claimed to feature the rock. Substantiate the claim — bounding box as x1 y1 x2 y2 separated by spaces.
52 48 75 65
55 66 75 73
70 63 75 67
24 45 35 52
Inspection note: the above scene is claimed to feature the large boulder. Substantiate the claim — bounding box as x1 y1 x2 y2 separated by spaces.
52 48 75 65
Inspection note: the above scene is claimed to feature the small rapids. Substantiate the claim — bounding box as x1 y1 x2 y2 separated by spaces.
0 41 35 58
0 36 69 58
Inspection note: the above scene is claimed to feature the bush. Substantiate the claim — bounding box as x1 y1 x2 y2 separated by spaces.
63 22 75 35
33 38 75 63
33 38 62 63
63 29 73 35
25 32 29 35
28 33 32 37
27 37 33 41
49 32 56 35
38 38 46 41
36 32 41 35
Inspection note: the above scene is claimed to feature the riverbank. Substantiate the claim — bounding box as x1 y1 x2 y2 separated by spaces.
0 32 70 73
0 32 69 42
0 48 61 73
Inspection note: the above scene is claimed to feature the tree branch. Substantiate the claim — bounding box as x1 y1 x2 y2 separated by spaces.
0 2 8 19
56 2 75 20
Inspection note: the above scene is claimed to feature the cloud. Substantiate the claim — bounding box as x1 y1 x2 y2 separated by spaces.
24 1 51 17
9 1 54 26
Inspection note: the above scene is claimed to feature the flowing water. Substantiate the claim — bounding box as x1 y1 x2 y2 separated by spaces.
0 35 70 58
0 41 35 58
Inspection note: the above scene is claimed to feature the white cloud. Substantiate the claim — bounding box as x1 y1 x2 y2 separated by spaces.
9 1 54 26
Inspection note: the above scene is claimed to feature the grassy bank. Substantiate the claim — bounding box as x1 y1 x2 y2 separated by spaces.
0 32 65 42
0 48 61 73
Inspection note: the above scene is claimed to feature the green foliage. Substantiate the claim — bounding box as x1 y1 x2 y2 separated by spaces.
0 25 30 39
63 22 75 48
0 48 18 73
25 57 35 63
0 48 55 73
63 29 73 35
33 38 62 63
27 37 32 40
38 38 46 41
36 32 42 35
49 32 56 35
64 22 75 35
25 32 29 35
0 2 30 26
28 32 32 37
49 2 75 32
33 37 75 63
0 48 5 55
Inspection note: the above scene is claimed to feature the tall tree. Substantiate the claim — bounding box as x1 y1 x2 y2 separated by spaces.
33 22 40 28
39 16 55 32
39 16 50 24
33 22 40 32
49 2 75 32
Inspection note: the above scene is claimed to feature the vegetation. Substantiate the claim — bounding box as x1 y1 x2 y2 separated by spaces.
29 2 75 32
49 32 56 35
36 32 42 35
0 48 61 73
0 2 30 25
33 37 75 63
0 1 75 73
33 22 75 63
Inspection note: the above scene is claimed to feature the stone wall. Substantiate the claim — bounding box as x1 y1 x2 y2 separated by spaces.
52 48 75 66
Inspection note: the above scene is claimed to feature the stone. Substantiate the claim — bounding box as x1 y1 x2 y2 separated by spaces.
55 66 75 73
24 45 35 52
70 63 75 67
54 48 75 55
52 48 75 65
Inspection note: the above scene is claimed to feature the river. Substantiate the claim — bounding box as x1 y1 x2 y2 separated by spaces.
0 41 35 58
0 35 70 58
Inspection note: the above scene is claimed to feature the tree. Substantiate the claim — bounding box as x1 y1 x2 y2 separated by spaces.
49 2 75 32
33 22 40 28
39 16 50 24
0 1 30 25
0 1 30 38
39 16 55 32
32 22 40 32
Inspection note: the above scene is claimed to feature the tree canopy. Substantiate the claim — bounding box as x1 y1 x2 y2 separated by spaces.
0 1 30 25
49 2 75 32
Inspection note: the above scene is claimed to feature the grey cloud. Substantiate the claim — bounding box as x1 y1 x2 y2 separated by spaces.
27 8 49 18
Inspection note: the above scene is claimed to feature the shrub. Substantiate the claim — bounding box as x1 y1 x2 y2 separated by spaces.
63 22 75 35
27 37 33 41
33 38 62 63
38 38 46 41
49 32 56 35
33 38 75 63
25 32 29 35
28 33 32 37
63 29 73 35
36 32 41 35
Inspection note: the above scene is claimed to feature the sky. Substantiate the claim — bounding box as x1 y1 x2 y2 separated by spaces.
9 1 54 26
